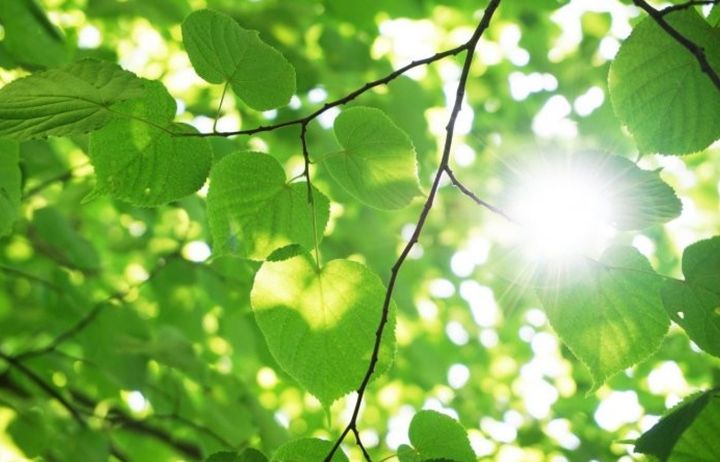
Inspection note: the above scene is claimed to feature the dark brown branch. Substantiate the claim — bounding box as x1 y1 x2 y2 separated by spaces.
180 35 474 139
633 0 720 92
0 263 63 291
443 166 516 223
324 0 503 459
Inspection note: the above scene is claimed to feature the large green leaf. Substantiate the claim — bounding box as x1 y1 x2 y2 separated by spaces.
567 151 681 230
0 140 21 237
635 388 720 461
271 438 348 462
251 253 396 405
0 60 145 140
326 106 421 210
407 410 475 462
661 237 720 358
181 9 296 111
538 247 669 389
88 80 212 206
206 151 329 260
608 10 720 155
0 0 71 69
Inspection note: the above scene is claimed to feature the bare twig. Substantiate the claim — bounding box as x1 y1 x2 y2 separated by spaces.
443 166 516 223
324 0 503 459
633 0 720 92
659 0 719 15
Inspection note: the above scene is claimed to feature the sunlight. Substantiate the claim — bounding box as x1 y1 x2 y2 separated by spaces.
509 160 615 261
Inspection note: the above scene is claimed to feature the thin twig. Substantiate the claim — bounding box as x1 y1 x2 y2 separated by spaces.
443 166 516 223
323 0 503 459
0 263 62 291
633 0 720 92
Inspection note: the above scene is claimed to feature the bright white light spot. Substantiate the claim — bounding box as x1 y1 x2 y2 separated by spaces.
274 411 290 428
386 405 414 449
594 391 643 431
317 107 340 128
257 367 278 388
125 390 149 413
289 95 302 109
532 95 577 139
480 417 517 443
574 86 605 116
450 250 475 277
263 109 278 120
446 321 470 346
599 36 620 60
448 363 470 389
519 376 558 419
632 235 656 258
647 361 688 395
308 87 327 103
509 160 615 261
429 278 455 298
459 281 500 327
182 241 211 262
417 299 438 320
78 25 102 49
359 430 380 448
454 143 476 167
525 308 546 327
546 419 581 450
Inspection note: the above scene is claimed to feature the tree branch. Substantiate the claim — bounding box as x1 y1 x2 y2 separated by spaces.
324 0 503 459
659 0 719 15
633 0 720 92
443 166 516 223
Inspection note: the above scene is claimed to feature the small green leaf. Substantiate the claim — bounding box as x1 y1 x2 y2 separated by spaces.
0 0 71 69
608 10 720 154
207 151 329 260
538 247 669 390
661 236 720 357
271 438 348 462
207 448 268 462
327 106 421 210
0 59 145 140
407 410 475 462
0 139 21 237
32 207 101 272
251 253 396 405
635 388 720 461
182 9 296 111
88 80 212 206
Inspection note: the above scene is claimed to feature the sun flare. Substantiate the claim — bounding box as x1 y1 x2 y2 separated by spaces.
509 160 616 261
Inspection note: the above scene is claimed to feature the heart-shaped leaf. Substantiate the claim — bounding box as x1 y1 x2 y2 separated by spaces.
251 253 396 405
207 151 329 260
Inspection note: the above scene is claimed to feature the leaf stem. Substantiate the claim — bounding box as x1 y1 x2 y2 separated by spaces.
213 81 230 133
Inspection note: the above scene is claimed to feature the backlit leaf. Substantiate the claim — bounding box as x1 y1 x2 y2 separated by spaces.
538 246 669 389
207 151 329 259
89 80 212 206
182 9 296 111
327 106 421 210
271 438 348 462
635 388 720 461
407 410 475 462
251 253 396 405
661 236 720 358
0 59 145 140
608 10 720 154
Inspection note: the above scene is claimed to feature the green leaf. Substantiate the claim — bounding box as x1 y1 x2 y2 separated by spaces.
326 106 421 210
574 151 682 230
207 151 329 260
181 9 296 111
635 388 720 461
0 59 145 140
207 448 268 462
661 236 720 358
608 9 720 154
0 139 21 237
407 410 475 462
88 80 212 206
251 253 396 405
397 444 422 462
537 246 670 390
0 0 71 69
271 438 348 462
